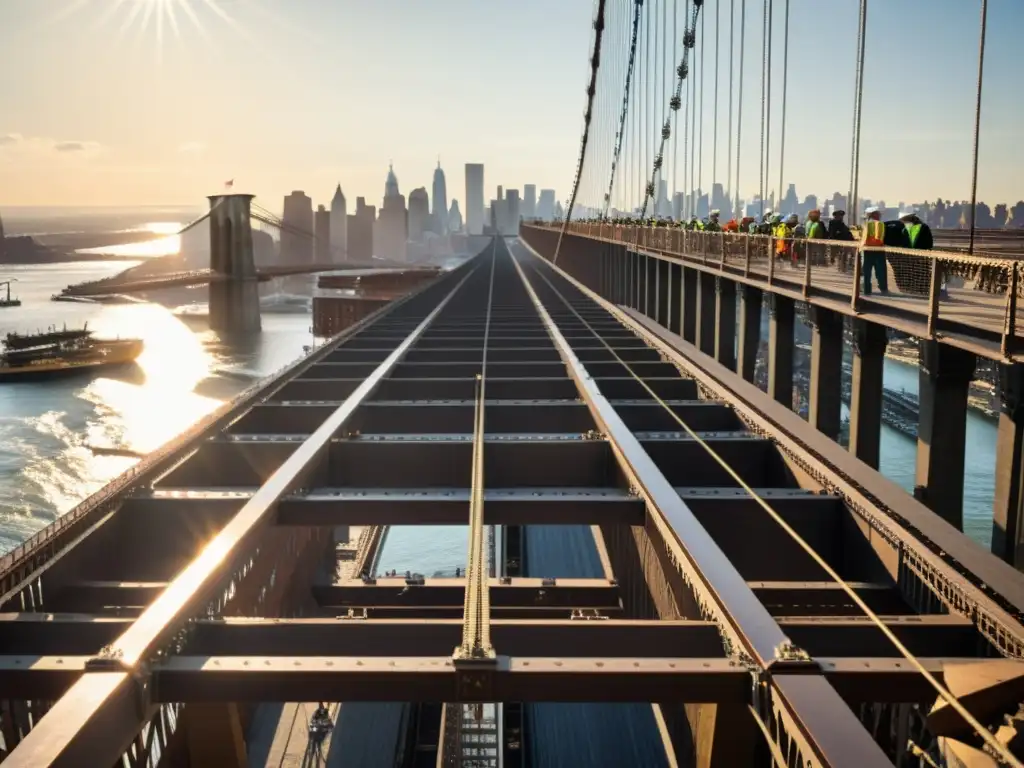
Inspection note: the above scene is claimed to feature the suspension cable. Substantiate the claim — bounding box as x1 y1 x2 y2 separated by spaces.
522 254 1024 768
776 0 790 210
554 0 607 264
697 8 705 206
734 0 745 219
639 0 704 219
763 0 773 212
712 0 720 201
968 0 989 255
726 0 734 215
849 0 867 226
672 0 680 216
757 0 768 216
604 0 644 219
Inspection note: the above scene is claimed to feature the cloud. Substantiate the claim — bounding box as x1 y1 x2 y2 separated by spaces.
0 133 22 146
178 141 206 155
54 140 98 153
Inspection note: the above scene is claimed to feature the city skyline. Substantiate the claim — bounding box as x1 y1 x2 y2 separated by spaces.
1 1 1022 208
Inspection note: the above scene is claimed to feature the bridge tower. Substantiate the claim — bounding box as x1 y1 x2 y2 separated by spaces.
207 193 261 334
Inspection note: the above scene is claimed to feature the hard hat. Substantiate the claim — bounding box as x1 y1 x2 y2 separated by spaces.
807 208 820 215
832 210 846 216
899 210 916 220
710 209 720 216
864 205 880 215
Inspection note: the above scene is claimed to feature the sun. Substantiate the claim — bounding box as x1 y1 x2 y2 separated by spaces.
49 0 243 53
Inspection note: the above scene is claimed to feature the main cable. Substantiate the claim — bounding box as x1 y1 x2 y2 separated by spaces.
554 0 608 264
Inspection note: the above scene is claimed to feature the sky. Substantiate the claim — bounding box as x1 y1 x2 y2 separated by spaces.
0 0 1022 213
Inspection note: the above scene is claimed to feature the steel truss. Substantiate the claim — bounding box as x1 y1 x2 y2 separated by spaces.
0 238 1023 766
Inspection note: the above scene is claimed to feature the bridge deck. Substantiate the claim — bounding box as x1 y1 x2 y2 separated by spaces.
2 238 1024 766
537 223 1024 361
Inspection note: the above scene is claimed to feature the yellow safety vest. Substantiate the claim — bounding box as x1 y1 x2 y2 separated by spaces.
863 219 884 247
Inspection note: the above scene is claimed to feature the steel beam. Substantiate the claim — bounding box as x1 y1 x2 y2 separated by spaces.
314 578 620 609
807 306 844 440
848 319 888 469
150 656 750 704
714 277 737 371
183 618 726 658
767 294 795 407
736 284 762 383
1 265 476 768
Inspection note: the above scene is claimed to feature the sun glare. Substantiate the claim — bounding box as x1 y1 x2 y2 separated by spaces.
50 0 245 55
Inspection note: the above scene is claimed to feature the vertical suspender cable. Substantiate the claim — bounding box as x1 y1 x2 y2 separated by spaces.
968 0 988 255
763 0 773 213
673 0 680 215
713 0 720 200
690 0 697 218
776 0 790 210
847 0 864 225
698 9 705 206
727 0 734 211
734 0 745 219
758 0 768 216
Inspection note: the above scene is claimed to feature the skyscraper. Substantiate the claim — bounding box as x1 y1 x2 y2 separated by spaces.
378 164 407 261
448 200 463 233
281 191 313 264
465 164 484 235
506 189 520 235
523 185 537 220
431 161 448 235
314 205 330 262
537 189 556 221
408 187 430 242
347 197 375 262
330 184 347 261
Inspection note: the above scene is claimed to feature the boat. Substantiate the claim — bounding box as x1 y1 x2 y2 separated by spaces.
0 280 20 308
0 324 143 381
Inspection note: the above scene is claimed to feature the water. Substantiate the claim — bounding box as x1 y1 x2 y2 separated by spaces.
0 261 314 553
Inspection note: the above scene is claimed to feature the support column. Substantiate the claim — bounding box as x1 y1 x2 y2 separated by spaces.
992 364 1024 568
668 263 682 334
849 319 888 469
914 341 977 529
681 268 697 344
714 277 737 370
635 251 643 310
737 285 762 382
646 255 658 318
808 307 844 440
208 193 261 334
657 259 670 328
767 294 795 407
185 704 247 767
695 273 717 355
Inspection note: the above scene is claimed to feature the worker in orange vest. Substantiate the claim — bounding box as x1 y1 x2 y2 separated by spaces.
861 206 888 294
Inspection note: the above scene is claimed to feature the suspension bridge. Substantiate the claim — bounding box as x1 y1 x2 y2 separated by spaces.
3 1 1024 767
55 196 422 332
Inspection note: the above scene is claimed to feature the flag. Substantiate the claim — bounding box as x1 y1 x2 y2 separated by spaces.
225 179 234 189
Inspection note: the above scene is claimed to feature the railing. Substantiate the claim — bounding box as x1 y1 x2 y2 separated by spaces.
542 222 1023 356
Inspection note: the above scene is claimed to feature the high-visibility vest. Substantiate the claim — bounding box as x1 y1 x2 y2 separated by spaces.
805 220 825 238
907 222 922 247
863 219 884 247
775 224 791 253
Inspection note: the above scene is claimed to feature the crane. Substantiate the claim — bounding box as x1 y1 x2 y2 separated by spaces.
0 279 21 308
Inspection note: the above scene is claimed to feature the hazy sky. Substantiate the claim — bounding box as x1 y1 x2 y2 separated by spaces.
0 0 1021 212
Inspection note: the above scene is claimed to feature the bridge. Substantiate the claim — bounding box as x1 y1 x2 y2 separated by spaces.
58 194 423 333
60 262 423 296
4 0 1024 766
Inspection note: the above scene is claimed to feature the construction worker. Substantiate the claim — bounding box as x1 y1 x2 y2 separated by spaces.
705 209 722 232
775 214 797 262
861 206 888 295
687 216 703 231
827 210 854 241
804 210 827 239
899 210 944 297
